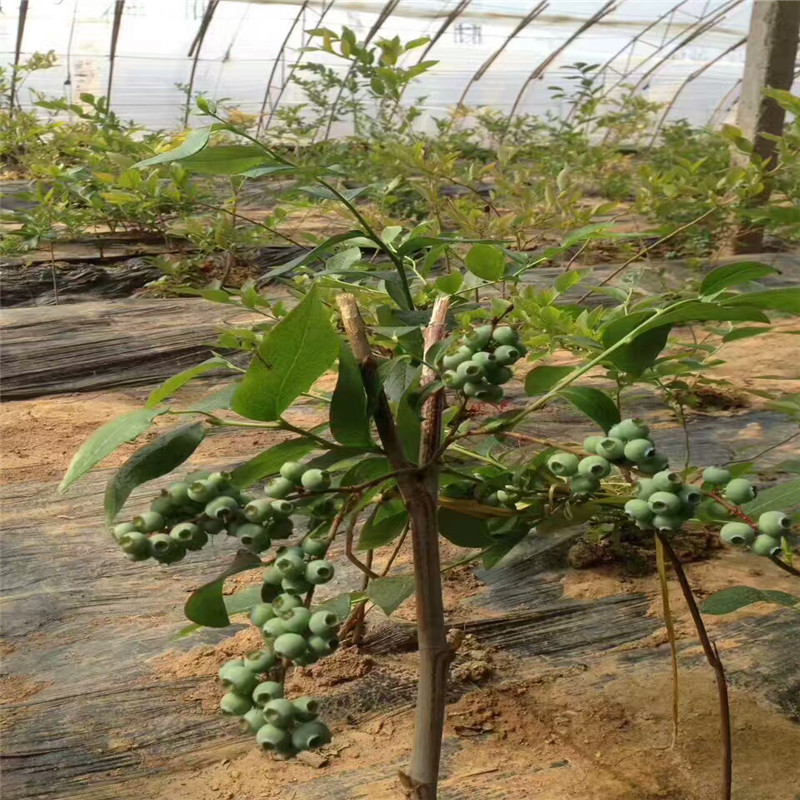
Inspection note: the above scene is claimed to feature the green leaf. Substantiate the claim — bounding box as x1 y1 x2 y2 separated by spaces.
146 357 231 408
743 477 800 515
176 145 280 175
365 575 415 616
435 272 463 294
465 244 505 281
700 262 779 296
232 287 339 421
264 231 364 279
606 325 671 376
358 499 408 550
340 456 391 486
184 550 263 628
701 586 800 615
640 302 769 330
396 381 422 464
315 591 360 621
524 365 573 395
330 341 372 447
482 529 529 568
224 585 263 616
59 409 163 492
187 385 237 413
135 127 211 169
536 500 601 534
721 326 770 343
438 508 493 548
558 387 620 432
104 422 205 522
722 288 800 314
230 437 318 488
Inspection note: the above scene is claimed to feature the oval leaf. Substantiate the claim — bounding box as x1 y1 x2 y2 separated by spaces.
438 508 493 547
465 244 505 281
557 387 620 432
701 585 800 615
330 342 372 447
230 437 318 488
357 500 408 550
135 127 211 169
525 365 573 396
146 356 231 408
700 261 779 296
365 575 415 616
722 288 800 314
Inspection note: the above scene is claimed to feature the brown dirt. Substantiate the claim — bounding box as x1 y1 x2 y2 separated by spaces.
0 674 50 704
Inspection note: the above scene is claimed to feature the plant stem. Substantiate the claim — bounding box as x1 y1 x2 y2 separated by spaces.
656 532 732 800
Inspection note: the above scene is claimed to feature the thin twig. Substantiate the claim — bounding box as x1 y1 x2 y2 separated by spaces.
768 554 800 579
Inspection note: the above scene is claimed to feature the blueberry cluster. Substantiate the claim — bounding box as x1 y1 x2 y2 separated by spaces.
442 324 525 403
624 470 703 532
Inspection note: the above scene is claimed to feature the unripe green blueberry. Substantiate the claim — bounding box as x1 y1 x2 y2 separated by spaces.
595 437 625 461
280 461 306 484
119 531 151 557
302 536 329 557
471 351 497 368
198 515 225 535
702 466 732 486
623 439 656 463
149 533 182 563
234 522 266 548
262 617 287 639
301 469 331 491
547 452 580 477
608 418 650 441
636 454 670 475
261 698 295 729
266 477 294 499
308 634 339 656
652 514 684 531
244 498 273 523
752 533 782 557
133 510 165 533
205 495 239 521
492 325 519 345
221 665 258 696
653 470 682 492
205 471 231 491
218 658 244 681
724 479 757 505
679 486 703 507
481 492 500 507
273 592 303 614
263 566 284 586
578 455 611 479
170 521 200 545
292 721 332 751
280 606 312 634
252 681 283 707
624 499 653 522
495 490 517 506
570 475 600 495
244 648 277 673
720 522 756 546
308 610 340 636
456 360 485 381
293 696 320 721
150 494 176 516
274 632 308 660
256 722 292 752
251 530 273 554
167 481 192 504
636 478 656 500
635 519 654 531
282 575 313 594
250 603 275 628
275 552 305 578
467 324 493 349
443 370 466 389
270 500 293 518
305 560 335 585
113 521 137 542
583 436 603 454
648 492 683 515
705 500 732 521
462 380 489 399
240 706 267 733
220 691 252 716
493 345 521 365
442 346 474 371
485 365 513 385
309 497 337 518
188 480 218 503
267 517 293 540
758 510 792 538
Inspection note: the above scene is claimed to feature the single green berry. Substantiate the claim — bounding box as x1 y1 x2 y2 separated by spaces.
263 698 296 728
167 482 192 504
256 723 292 752
270 500 293 518
623 439 656 463
570 475 600 495
240 706 266 733
456 360 485 380
442 346 474 371
262 617 287 639
119 531 151 558
266 477 294 499
583 436 603 455
608 418 650 441
280 607 312 635
578 456 611 479
274 632 308 660
596 437 625 461
679 487 702 507
252 681 283 707
302 536 329 557
244 648 277 673
188 480 218 503
235 522 267 548
547 452 580 477
624 498 653 522
198 516 225 535
221 665 257 696
169 522 199 545
301 469 331 491
282 575 312 594
462 380 489 399
309 497 337 518
720 522 756 546
758 510 792 538
307 634 339 656
305 560 335 585
308 610 340 636
724 479 757 505
493 345 520 365
636 454 670 475
244 498 273 523
652 514 684 531
443 370 466 389
292 696 320 721
652 470 682 492
263 566 284 586
471 351 497 367
206 471 231 490
636 478 656 500
133 511 165 533
149 533 181 563
275 552 306 578
280 461 306 484
491 325 518 345
495 489 517 506
752 533 782 557
702 466 732 486
220 691 252 716
273 592 303 613
150 494 176 516
218 658 244 681
648 492 683 515
484 365 513 385
113 521 137 542
705 500 732 521
467 324 493 349
205 495 239 521
249 603 275 628
292 721 332 751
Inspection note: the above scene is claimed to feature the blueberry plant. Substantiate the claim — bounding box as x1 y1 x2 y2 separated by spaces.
58 95 800 799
